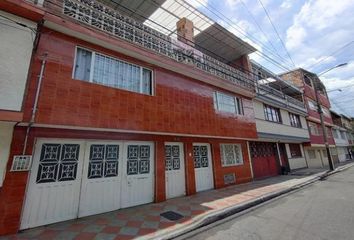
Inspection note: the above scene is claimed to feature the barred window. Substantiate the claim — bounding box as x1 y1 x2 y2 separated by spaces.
74 47 153 95
220 144 243 167
289 144 302 158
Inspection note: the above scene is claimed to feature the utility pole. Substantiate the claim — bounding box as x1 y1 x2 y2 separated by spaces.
306 63 347 171
313 77 334 171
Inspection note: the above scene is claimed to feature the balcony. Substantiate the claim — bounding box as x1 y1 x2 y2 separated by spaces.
256 84 306 112
45 0 256 92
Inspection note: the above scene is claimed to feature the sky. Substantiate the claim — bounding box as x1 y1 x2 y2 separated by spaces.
191 0 354 117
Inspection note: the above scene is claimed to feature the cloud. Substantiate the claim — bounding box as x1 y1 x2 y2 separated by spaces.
189 0 208 8
280 0 292 9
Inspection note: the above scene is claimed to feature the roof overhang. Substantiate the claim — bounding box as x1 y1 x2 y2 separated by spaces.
99 0 165 23
194 23 256 62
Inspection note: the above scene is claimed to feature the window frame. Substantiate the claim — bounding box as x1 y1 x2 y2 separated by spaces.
289 113 302 128
307 100 317 111
73 46 154 95
220 143 244 167
264 104 282 123
289 144 302 158
309 122 320 136
213 91 244 115
304 75 313 87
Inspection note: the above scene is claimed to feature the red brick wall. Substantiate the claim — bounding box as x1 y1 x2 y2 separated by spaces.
0 127 252 235
23 29 257 139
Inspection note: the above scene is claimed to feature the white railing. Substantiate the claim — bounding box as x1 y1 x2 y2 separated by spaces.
56 0 255 91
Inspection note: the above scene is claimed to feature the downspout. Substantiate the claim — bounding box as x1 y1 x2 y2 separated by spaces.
22 54 47 155
20 20 44 155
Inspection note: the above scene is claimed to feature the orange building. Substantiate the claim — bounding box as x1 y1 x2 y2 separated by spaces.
0 0 259 235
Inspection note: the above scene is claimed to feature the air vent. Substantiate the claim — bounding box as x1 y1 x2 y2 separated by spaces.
10 155 32 171
224 173 236 185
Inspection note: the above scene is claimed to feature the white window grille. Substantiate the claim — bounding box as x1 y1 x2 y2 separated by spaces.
220 144 244 167
74 47 153 95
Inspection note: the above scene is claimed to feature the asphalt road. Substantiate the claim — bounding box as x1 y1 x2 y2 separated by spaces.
185 166 354 240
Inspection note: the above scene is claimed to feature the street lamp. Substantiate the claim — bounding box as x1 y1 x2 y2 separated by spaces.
307 63 347 171
318 63 348 76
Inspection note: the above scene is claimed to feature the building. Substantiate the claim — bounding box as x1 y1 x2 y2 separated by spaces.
331 111 353 162
280 69 335 168
0 0 45 235
250 62 309 179
0 0 259 235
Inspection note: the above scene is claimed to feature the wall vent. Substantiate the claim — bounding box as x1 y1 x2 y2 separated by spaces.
224 173 236 185
10 155 32 171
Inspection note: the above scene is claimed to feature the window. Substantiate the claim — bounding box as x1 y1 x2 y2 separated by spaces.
220 144 243 166
309 122 320 135
322 107 330 117
332 129 339 139
304 75 313 87
264 104 282 123
308 150 316 159
326 127 332 138
213 92 243 115
74 47 153 95
308 100 317 110
289 144 302 158
289 113 302 128
340 131 346 139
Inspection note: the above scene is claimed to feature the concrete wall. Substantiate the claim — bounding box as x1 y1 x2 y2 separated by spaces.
0 122 15 187
304 147 334 168
285 143 307 170
337 147 349 162
0 10 35 111
253 100 309 139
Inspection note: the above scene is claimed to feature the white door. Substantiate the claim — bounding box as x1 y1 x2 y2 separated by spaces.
78 142 123 217
193 143 214 192
165 142 186 199
21 139 85 229
121 142 154 208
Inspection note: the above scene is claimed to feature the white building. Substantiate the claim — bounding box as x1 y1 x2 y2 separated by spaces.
0 9 38 187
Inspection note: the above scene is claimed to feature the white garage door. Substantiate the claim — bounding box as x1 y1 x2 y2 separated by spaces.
21 139 154 229
79 142 123 217
193 143 214 192
165 142 186 199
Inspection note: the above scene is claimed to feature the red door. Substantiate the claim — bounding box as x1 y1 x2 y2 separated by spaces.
250 142 280 180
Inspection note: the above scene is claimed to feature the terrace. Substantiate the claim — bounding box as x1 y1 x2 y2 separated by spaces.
40 0 257 92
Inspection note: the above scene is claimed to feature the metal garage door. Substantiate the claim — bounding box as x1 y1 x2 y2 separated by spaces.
250 142 280 180
21 139 154 229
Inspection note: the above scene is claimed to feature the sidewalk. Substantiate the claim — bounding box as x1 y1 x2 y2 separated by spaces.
3 162 353 240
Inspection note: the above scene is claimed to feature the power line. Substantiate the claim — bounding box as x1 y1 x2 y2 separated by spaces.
187 0 295 72
235 0 285 62
256 0 296 67
306 40 354 71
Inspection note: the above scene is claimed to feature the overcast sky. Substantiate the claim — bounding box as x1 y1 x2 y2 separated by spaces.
192 0 354 117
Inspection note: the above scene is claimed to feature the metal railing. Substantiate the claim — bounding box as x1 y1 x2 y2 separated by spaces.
46 0 256 92
256 84 305 109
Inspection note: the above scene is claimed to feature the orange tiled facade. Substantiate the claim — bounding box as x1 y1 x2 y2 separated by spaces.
0 0 258 235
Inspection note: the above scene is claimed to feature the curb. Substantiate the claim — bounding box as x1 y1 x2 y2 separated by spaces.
156 162 354 240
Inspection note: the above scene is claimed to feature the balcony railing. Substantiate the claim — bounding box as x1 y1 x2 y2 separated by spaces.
46 0 256 92
256 84 305 109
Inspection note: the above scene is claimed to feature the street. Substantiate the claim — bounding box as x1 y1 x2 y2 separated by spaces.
185 166 354 240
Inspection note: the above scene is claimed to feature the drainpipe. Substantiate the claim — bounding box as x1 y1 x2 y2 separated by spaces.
22 54 47 155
